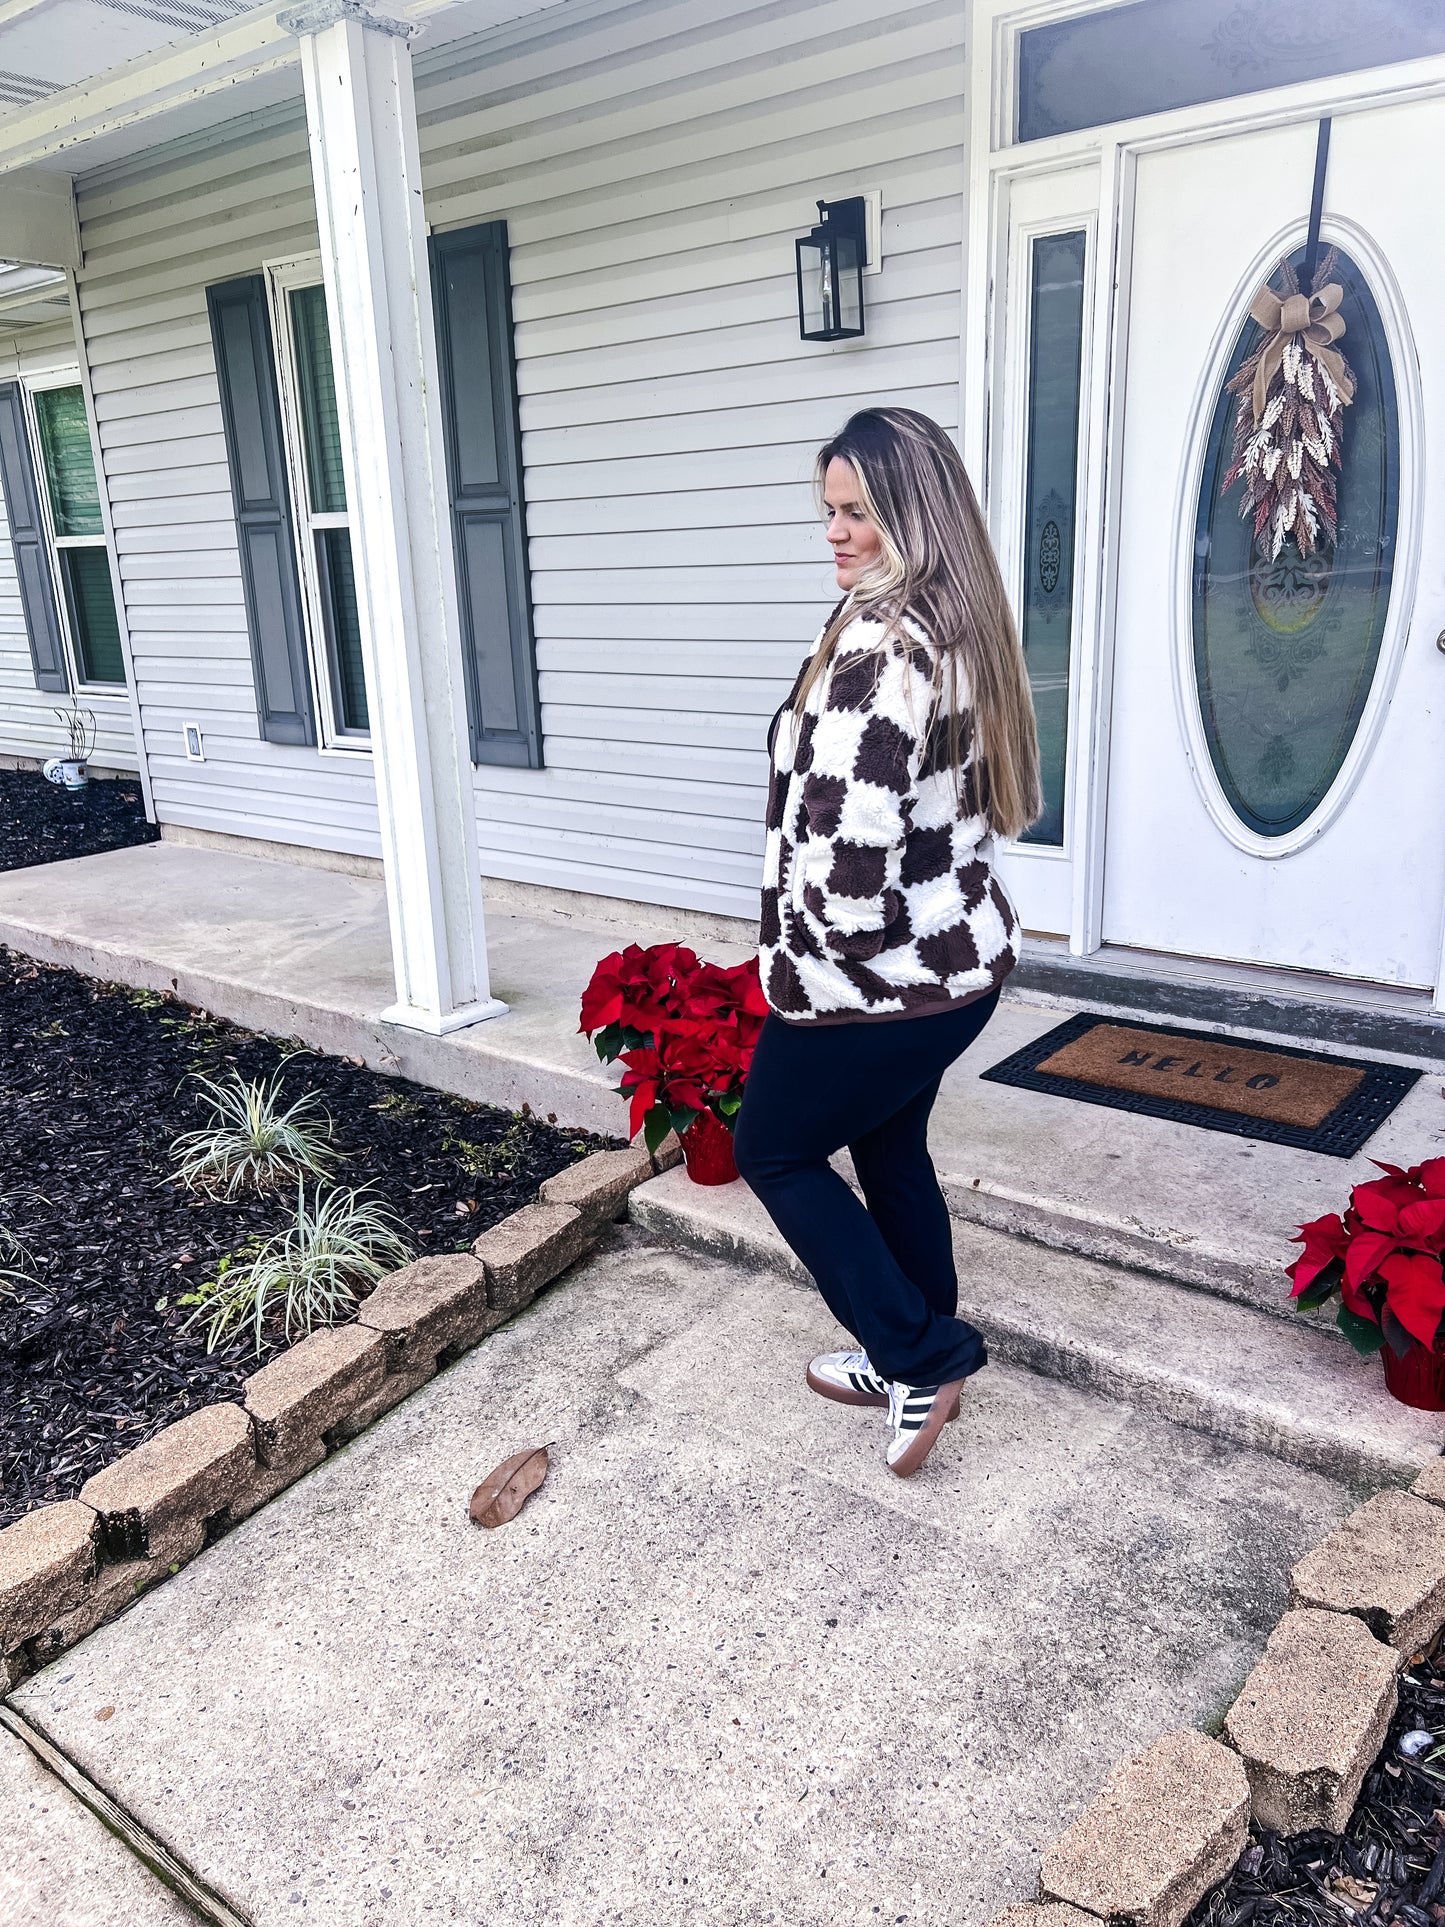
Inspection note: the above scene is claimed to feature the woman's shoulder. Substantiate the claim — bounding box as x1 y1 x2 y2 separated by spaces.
832 600 935 657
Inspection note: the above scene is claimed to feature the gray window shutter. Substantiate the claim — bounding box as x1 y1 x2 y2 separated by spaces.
206 275 315 747
430 222 542 769
0 380 69 692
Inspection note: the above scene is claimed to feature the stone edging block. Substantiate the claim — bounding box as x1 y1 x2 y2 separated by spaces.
358 1253 496 1371
472 1202 596 1314
79 1403 255 1564
540 1145 653 1224
1410 1456 1445 1509
1040 1728 1249 1927
1290 1488 1445 1651
1223 1606 1401 1833
244 1323 388 1466
0 1501 98 1658
989 1906 1099 1927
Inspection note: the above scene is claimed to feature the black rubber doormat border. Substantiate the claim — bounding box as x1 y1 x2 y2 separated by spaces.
979 1012 1422 1158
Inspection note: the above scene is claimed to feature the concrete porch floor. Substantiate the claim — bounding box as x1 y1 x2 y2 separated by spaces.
2 838 1443 1314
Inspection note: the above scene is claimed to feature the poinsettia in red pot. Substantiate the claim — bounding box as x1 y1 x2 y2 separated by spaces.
1288 1157 1445 1410
579 942 767 1185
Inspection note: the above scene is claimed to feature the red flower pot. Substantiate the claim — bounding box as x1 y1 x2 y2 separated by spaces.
1382 1340 1445 1412
680 1108 738 1186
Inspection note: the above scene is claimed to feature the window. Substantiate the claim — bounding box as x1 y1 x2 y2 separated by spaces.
269 264 368 745
1017 230 1087 847
1191 244 1399 837
1017 0 1445 144
28 380 124 686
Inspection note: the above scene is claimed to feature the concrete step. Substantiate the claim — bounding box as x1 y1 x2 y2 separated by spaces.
629 1165 1444 1488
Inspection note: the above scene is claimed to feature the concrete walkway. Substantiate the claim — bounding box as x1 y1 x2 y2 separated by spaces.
9 1230 1359 1927
1 1721 195 1925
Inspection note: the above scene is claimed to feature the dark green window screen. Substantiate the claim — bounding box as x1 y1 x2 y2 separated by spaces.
317 528 367 731
33 386 103 538
60 548 124 684
288 284 347 515
1018 230 1087 847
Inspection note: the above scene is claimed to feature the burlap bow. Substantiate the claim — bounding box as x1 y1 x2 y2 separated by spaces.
1249 280 1354 424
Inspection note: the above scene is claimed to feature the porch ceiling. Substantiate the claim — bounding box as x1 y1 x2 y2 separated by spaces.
0 0 570 181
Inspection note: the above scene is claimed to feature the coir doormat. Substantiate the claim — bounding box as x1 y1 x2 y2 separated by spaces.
979 1013 1421 1157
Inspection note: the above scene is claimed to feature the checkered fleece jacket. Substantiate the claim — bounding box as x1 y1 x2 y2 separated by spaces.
759 606 1021 1024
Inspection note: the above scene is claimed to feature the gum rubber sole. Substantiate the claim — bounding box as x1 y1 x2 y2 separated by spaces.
887 1378 967 1478
805 1362 888 1408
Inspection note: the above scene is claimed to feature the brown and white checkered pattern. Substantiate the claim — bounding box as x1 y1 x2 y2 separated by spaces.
759 607 1020 1024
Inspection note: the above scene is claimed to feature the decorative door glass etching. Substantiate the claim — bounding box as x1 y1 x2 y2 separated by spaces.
1191 244 1398 837
1017 0 1445 144
1019 229 1086 847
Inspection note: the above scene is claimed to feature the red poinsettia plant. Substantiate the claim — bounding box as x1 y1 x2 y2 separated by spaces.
578 942 768 1154
1288 1158 1445 1358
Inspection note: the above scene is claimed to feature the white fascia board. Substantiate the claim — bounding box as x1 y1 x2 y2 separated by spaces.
0 7 299 175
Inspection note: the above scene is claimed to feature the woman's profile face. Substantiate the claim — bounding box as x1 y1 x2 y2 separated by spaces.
822 456 883 591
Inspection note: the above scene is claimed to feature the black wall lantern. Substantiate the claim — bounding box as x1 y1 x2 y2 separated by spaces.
796 196 867 342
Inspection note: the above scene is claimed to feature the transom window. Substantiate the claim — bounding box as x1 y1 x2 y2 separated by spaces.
268 263 368 746
1017 0 1445 144
28 380 124 686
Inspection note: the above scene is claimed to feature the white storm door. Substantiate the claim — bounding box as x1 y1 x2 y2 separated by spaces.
1101 99 1445 993
991 168 1098 940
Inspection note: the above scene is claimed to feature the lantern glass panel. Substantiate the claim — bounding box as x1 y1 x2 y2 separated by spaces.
797 233 829 339
834 231 863 335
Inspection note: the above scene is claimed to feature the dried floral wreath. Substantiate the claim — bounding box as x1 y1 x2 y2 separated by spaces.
1222 248 1356 561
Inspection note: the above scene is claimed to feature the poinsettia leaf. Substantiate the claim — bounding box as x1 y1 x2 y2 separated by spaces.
1344 1230 1399 1289
1399 1198 1445 1243
1351 1184 1401 1233
668 1104 702 1139
1378 1251 1445 1350
642 1103 673 1156
1417 1158 1445 1199
592 1022 625 1064
716 1089 742 1118
1381 1307 1417 1361
1294 1273 1340 1311
1336 1305 1386 1355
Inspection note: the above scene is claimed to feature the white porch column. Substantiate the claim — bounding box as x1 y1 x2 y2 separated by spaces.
282 0 506 1033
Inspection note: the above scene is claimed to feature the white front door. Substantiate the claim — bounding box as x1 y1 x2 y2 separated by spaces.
1101 98 1445 992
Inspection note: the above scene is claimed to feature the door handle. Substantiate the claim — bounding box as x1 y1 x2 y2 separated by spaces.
1437 630 1445 655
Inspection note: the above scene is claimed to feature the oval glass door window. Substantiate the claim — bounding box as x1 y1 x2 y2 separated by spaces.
1191 244 1399 837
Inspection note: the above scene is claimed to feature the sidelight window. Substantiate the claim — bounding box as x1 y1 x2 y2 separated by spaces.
1017 229 1087 847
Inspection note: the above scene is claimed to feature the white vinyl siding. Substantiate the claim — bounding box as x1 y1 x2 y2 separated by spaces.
0 320 137 770
69 0 965 912
71 122 365 848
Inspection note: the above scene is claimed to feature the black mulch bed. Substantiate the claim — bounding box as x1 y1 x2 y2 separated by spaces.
0 946 615 1527
1190 1631 1445 1927
0 765 159 872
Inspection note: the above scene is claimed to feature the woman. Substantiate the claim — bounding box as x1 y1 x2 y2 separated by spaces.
732 407 1041 1479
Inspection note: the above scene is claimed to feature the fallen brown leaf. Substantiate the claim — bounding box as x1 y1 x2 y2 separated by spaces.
94 1706 115 1721
470 1445 549 1528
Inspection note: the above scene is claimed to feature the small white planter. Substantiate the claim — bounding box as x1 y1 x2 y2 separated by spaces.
42 757 89 791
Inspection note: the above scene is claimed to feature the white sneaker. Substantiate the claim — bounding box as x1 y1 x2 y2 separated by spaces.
885 1379 966 1477
805 1349 889 1408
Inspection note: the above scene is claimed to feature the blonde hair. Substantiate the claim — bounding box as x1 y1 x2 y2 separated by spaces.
800 407 1041 839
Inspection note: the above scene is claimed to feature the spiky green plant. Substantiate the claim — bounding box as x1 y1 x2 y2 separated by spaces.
180 1182 412 1355
170 1070 340 1196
